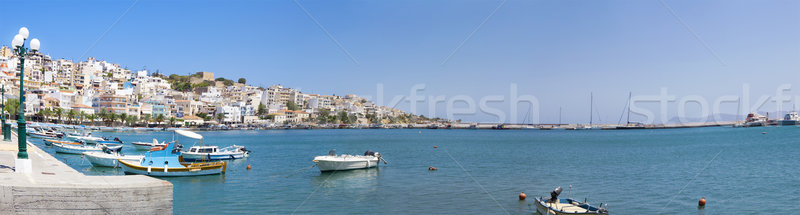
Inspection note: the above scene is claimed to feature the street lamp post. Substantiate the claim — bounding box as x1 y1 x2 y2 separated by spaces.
1 80 8 141
11 27 40 173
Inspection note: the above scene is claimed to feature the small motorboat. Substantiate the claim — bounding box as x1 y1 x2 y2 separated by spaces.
181 145 250 161
177 130 250 161
131 139 167 151
43 139 82 147
83 147 143 168
66 134 105 144
535 187 609 215
53 142 123 154
313 150 387 172
118 133 226 177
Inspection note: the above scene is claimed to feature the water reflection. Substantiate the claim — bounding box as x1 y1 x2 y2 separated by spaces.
311 168 380 189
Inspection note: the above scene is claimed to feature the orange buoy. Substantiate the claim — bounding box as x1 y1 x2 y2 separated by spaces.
762 132 766 134
434 146 437 148
519 192 527 200
428 166 437 171
698 197 706 207
246 165 251 170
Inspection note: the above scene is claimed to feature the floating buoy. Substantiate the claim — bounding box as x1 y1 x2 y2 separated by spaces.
519 192 527 200
428 166 437 171
762 132 766 134
246 165 251 170
434 146 437 148
698 197 706 207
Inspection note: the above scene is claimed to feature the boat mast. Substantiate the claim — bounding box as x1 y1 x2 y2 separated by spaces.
559 107 562 125
626 92 632 124
590 92 593 126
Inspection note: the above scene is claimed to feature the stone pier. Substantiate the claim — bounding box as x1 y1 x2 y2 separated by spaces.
0 133 172 214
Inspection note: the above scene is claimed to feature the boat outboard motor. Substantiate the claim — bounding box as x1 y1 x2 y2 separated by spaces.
550 186 563 201
364 150 376 156
328 149 337 156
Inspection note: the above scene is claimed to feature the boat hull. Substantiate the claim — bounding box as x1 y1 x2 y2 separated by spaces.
53 143 122 154
83 152 143 168
131 142 165 151
535 198 608 215
314 158 379 171
118 159 226 177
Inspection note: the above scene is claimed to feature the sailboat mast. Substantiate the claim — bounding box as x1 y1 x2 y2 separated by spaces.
559 107 562 125
590 92 593 126
626 92 632 124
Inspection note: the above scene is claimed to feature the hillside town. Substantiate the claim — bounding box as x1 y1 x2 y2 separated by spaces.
0 45 448 129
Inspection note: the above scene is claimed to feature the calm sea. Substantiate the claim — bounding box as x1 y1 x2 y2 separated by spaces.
32 127 800 214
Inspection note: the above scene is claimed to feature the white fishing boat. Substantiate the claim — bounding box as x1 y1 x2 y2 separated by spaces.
181 145 250 161
83 149 143 168
131 139 167 151
178 130 250 161
53 142 122 154
535 187 609 215
313 150 387 172
744 112 767 127
66 134 105 144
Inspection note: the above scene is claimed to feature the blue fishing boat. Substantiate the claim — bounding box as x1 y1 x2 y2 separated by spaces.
118 131 226 177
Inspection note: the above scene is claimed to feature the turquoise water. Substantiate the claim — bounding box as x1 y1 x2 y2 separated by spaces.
31 127 800 214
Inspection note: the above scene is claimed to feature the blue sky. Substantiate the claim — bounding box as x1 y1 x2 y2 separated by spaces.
3 0 800 123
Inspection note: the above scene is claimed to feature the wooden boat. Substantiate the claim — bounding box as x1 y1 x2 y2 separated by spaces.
535 187 608 215
83 149 143 168
313 150 387 172
66 135 105 144
118 138 226 177
43 139 82 146
177 130 250 161
53 142 122 154
131 139 167 151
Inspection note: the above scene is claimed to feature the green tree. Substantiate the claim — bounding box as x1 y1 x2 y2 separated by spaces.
119 113 127 126
168 117 176 128
87 114 97 126
53 108 63 124
338 111 350 124
142 114 152 126
286 101 299 111
237 78 246 84
257 103 267 116
67 109 76 124
317 108 330 124
216 113 225 124
155 114 165 127
108 113 117 126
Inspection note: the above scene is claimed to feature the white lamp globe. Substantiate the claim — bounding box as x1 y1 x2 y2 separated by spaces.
12 35 23 48
18 27 29 39
30 38 40 51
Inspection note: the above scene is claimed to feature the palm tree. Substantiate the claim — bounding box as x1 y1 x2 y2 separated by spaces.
87 114 97 126
53 108 63 124
216 113 225 124
119 113 127 126
67 109 76 124
4 99 19 120
79 111 87 125
98 109 108 125
142 114 151 127
108 113 117 126
155 114 165 128
168 117 176 128
41 108 52 123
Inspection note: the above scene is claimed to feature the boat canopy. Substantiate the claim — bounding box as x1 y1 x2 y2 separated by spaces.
176 130 203 139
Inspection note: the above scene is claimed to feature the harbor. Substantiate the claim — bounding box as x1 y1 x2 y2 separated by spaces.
3 126 794 214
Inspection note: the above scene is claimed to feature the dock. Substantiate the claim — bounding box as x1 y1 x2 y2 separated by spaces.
0 133 172 214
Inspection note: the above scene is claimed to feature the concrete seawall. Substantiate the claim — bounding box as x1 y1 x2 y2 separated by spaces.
0 134 172 214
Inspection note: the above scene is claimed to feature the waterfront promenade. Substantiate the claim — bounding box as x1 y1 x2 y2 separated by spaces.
0 133 172 214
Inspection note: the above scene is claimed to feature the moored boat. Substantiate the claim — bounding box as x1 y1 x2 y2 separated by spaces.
83 148 143 168
535 187 609 215
53 142 122 154
313 149 387 172
131 139 167 151
43 139 82 146
118 135 226 177
181 145 250 161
